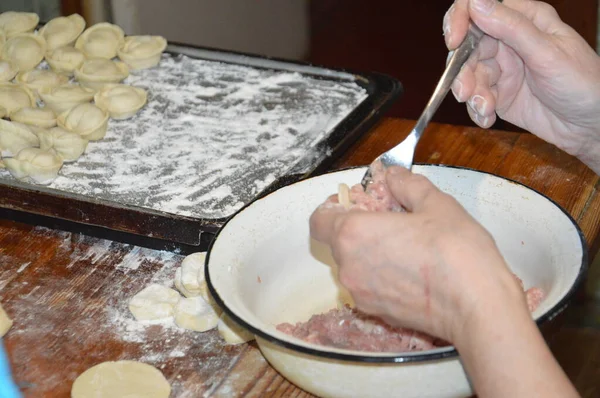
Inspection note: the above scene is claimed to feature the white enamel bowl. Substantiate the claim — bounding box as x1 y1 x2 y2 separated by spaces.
206 165 587 398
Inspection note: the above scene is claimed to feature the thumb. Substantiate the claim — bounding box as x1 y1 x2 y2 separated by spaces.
385 167 440 213
468 0 552 64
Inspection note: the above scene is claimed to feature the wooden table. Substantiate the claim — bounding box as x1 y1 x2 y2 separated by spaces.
1 118 599 397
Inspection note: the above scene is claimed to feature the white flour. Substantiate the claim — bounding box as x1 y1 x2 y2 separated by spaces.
0 53 367 220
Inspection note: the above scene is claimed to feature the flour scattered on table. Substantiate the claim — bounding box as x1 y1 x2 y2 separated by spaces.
0 53 368 219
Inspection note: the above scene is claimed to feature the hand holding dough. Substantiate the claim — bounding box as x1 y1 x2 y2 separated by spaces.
128 284 181 321
71 360 171 398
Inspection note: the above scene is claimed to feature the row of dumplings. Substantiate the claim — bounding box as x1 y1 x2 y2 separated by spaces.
0 11 167 74
0 11 165 185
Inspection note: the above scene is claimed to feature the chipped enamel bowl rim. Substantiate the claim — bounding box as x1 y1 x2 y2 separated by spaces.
206 165 587 363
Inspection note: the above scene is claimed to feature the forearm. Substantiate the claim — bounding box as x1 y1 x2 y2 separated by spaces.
578 136 600 176
454 288 579 398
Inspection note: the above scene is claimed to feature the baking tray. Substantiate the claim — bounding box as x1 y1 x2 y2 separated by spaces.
0 42 402 253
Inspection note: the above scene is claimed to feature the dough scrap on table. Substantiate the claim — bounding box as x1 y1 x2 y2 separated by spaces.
218 312 254 345
128 283 181 322
71 360 170 398
0 303 13 337
173 252 222 316
174 296 220 332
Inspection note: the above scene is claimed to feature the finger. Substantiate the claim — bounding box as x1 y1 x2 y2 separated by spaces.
467 101 496 128
385 167 442 212
309 201 347 244
467 0 554 65
444 0 470 50
502 0 567 34
466 61 500 118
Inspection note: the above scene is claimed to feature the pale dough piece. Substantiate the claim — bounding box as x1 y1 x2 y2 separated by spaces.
180 252 208 297
10 107 57 128
338 183 351 209
1 33 47 71
71 360 171 398
75 22 125 59
3 147 63 185
38 84 95 114
0 12 39 38
128 284 181 321
38 126 88 162
0 83 36 114
0 119 39 157
16 69 69 98
45 46 86 76
174 296 219 332
0 29 5 52
0 303 13 337
57 102 109 141
94 84 147 120
218 313 254 345
38 13 85 51
0 60 18 82
0 105 5 119
117 35 167 70
74 58 129 91
173 268 195 298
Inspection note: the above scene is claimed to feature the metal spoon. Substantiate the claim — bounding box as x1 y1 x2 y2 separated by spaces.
360 6 499 189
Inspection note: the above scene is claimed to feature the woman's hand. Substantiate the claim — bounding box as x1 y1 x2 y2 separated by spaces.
443 0 600 173
309 166 527 344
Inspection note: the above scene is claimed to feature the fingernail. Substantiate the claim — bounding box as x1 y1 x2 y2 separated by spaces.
388 166 404 175
452 80 464 102
471 0 496 15
468 95 487 116
474 112 490 127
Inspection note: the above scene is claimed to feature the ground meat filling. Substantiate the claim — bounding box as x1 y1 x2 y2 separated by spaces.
282 165 545 353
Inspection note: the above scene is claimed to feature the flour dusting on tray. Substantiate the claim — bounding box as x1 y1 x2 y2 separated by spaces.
22 53 367 219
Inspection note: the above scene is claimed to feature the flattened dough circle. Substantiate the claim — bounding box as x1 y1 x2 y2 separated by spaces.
71 360 170 398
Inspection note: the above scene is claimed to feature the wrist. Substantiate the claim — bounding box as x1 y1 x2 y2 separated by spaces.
449 265 530 352
577 135 600 175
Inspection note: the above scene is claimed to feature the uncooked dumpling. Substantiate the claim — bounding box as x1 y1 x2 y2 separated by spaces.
94 84 147 119
3 147 63 185
1 33 47 71
0 105 5 119
0 60 18 82
9 107 56 128
39 13 85 51
218 313 255 345
0 83 36 114
38 126 88 162
16 69 69 98
174 296 220 332
0 29 5 52
117 35 167 70
0 12 39 38
128 284 181 321
57 102 109 141
71 360 171 398
0 119 39 156
45 46 86 76
74 58 129 91
38 84 95 114
75 22 124 59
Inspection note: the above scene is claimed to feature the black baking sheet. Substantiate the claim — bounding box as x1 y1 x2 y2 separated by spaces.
0 42 403 253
